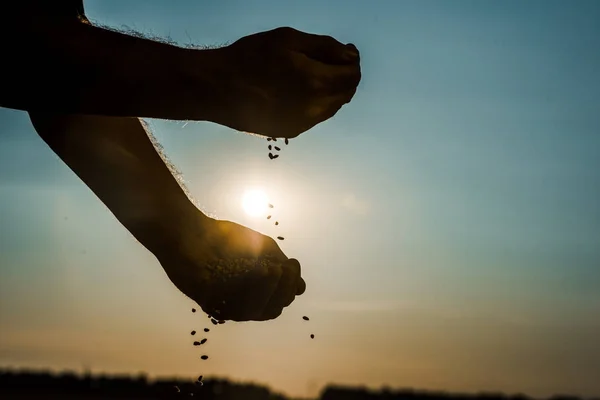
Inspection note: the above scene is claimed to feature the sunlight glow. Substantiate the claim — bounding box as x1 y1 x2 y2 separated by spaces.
242 189 270 217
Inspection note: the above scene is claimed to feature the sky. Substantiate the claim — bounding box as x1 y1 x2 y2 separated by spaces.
1 0 600 398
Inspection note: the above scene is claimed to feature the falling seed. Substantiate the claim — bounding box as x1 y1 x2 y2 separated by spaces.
274 146 281 151
197 381 204 387
268 145 272 150
277 236 285 240
285 138 289 145
174 386 180 393
193 341 201 346
204 328 210 332
272 154 279 159
198 375 203 381
191 330 196 335
267 215 271 219
211 318 218 325
310 334 315 339
275 221 279 226
190 393 194 396
303 316 310 321
201 355 209 360
192 308 196 313
269 153 274 159
200 338 207 344
268 204 274 208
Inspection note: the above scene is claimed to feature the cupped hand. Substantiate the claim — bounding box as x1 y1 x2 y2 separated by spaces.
215 27 361 139
160 217 306 322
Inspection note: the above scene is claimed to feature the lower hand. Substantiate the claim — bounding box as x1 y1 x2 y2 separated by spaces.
159 215 306 322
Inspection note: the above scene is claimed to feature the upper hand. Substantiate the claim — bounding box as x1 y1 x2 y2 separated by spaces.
215 27 361 139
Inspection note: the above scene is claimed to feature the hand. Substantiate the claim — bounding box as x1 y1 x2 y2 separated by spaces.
159 216 306 322
213 27 361 138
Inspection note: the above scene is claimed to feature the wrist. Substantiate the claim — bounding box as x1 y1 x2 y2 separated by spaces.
174 46 235 123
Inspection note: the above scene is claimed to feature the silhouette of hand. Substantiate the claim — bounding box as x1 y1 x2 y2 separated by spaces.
213 27 361 138
160 217 306 322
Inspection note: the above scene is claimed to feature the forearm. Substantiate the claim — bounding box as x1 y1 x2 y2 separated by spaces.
2 18 228 121
28 112 208 258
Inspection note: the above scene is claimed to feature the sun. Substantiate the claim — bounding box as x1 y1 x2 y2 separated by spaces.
242 189 270 217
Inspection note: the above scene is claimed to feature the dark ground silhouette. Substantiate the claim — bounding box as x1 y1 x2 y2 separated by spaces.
1 369 597 400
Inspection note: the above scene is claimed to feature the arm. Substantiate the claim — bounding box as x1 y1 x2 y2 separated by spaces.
2 11 360 138
2 17 227 122
28 111 306 321
28 112 206 260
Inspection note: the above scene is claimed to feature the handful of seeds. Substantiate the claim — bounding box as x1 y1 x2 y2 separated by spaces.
204 257 280 282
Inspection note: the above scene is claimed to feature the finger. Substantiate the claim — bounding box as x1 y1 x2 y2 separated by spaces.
260 260 298 321
244 261 282 321
306 87 359 125
274 259 302 309
259 306 283 321
290 52 361 95
296 276 306 296
296 32 360 66
284 258 306 296
218 260 280 321
323 62 362 95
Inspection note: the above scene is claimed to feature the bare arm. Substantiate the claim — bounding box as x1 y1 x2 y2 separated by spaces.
2 17 227 122
28 112 206 260
2 7 360 138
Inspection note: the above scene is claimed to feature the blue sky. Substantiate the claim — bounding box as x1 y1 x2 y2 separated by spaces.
1 0 599 398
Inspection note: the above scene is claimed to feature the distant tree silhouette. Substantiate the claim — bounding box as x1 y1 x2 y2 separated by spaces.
0 369 595 400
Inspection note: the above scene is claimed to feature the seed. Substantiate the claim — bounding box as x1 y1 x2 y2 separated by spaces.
211 318 218 325
193 341 201 346
191 330 196 335
267 138 272 141
303 316 309 321
201 355 209 360
275 221 279 226
285 138 289 145
192 308 196 313
277 236 284 240
197 375 203 382
204 328 210 332
174 385 181 392
207 315 212 319
268 204 274 208
272 154 279 159
268 145 272 150
218 320 225 324
267 215 271 219
274 146 281 151
200 338 207 344
310 334 315 339
272 137 277 142
269 153 274 159
196 381 204 386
